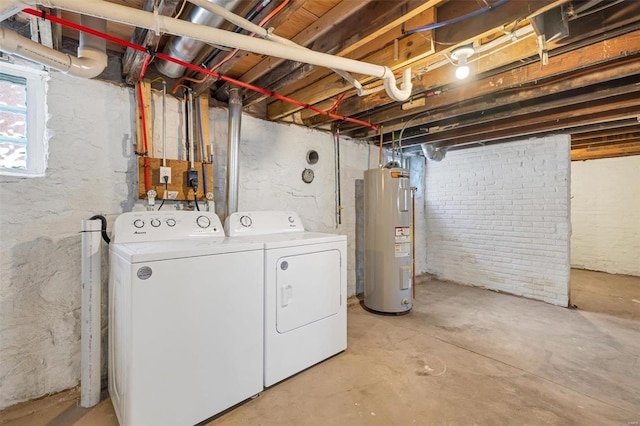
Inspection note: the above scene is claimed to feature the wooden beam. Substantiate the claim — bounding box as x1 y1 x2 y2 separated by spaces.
200 0 369 97
348 58 640 139
403 97 640 148
571 142 640 161
572 128 640 142
267 15 436 120
335 29 640 136
434 0 570 45
289 0 568 125
135 80 153 155
242 0 443 106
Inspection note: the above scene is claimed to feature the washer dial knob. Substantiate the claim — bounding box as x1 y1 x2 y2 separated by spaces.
166 218 176 227
288 216 295 224
150 218 161 227
240 215 252 227
196 215 211 229
133 219 144 229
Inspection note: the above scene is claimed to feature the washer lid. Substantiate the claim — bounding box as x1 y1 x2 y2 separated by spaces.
261 232 346 249
111 238 263 263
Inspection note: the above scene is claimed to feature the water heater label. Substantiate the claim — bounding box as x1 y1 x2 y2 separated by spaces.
395 227 411 257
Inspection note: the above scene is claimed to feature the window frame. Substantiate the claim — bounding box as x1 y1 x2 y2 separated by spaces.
0 61 49 177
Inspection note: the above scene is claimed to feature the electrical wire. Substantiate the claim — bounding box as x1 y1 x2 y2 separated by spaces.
89 215 111 244
403 0 510 35
22 7 379 130
158 180 168 210
193 192 200 211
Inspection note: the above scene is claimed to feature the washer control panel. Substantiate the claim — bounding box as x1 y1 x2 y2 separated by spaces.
112 211 224 243
225 210 305 236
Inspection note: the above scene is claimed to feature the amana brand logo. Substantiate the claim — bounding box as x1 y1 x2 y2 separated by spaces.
137 266 152 280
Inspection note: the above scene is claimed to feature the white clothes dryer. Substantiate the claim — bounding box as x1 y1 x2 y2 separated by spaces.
108 211 264 426
225 211 347 387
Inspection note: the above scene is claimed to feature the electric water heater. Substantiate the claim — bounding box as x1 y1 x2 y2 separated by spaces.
363 166 413 313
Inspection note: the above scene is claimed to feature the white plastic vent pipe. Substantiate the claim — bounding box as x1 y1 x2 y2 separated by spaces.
5 0 412 101
80 219 102 408
0 15 107 78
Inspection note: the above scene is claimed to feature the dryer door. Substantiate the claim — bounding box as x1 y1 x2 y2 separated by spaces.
276 249 341 333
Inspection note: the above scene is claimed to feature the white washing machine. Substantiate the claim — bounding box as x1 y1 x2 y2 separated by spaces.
225 211 347 387
108 211 264 426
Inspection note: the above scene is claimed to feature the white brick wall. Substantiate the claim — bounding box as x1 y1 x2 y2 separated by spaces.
571 156 640 276
424 136 571 306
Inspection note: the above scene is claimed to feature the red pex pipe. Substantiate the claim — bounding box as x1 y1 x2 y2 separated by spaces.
22 8 379 130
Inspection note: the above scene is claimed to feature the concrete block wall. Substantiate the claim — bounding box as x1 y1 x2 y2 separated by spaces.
424 136 571 306
571 156 640 276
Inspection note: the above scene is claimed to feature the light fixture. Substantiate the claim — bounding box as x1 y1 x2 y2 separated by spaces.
451 45 475 80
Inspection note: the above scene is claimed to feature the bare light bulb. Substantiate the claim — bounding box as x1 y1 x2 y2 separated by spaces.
455 64 470 79
451 45 475 80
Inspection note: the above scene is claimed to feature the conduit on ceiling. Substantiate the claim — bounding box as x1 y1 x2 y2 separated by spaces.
12 7 380 130
0 0 412 103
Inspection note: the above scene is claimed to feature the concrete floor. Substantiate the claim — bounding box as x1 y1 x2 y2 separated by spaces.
2 269 639 425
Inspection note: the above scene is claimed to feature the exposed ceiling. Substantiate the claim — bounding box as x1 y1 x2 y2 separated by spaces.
4 0 640 160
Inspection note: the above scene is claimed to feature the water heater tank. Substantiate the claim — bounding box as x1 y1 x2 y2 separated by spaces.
364 167 413 313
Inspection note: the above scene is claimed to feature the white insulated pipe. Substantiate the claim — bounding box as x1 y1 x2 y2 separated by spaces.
188 0 365 94
8 0 412 101
0 15 107 78
80 219 102 408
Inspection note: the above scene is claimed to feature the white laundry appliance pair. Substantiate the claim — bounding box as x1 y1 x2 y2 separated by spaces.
108 211 264 426
225 210 347 387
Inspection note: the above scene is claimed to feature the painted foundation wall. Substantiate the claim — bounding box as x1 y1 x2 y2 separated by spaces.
0 72 375 409
571 156 640 276
0 73 137 410
207 108 377 296
423 136 572 306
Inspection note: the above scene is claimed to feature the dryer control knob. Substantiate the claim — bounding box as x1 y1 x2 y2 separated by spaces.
133 219 144 229
150 218 161 227
196 215 211 228
288 216 295 223
240 215 252 227
166 218 176 227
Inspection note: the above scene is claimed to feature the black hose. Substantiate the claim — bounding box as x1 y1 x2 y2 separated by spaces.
89 215 110 244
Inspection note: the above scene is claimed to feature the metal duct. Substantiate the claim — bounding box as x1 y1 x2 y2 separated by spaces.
156 0 242 78
421 143 447 162
226 87 242 217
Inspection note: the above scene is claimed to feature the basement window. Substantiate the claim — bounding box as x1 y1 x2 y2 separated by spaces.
0 62 48 177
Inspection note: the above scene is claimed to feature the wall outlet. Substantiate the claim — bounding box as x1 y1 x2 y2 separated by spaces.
159 166 171 184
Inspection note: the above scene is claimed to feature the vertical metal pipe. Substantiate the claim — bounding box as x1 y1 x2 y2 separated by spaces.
80 219 102 408
226 87 242 217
